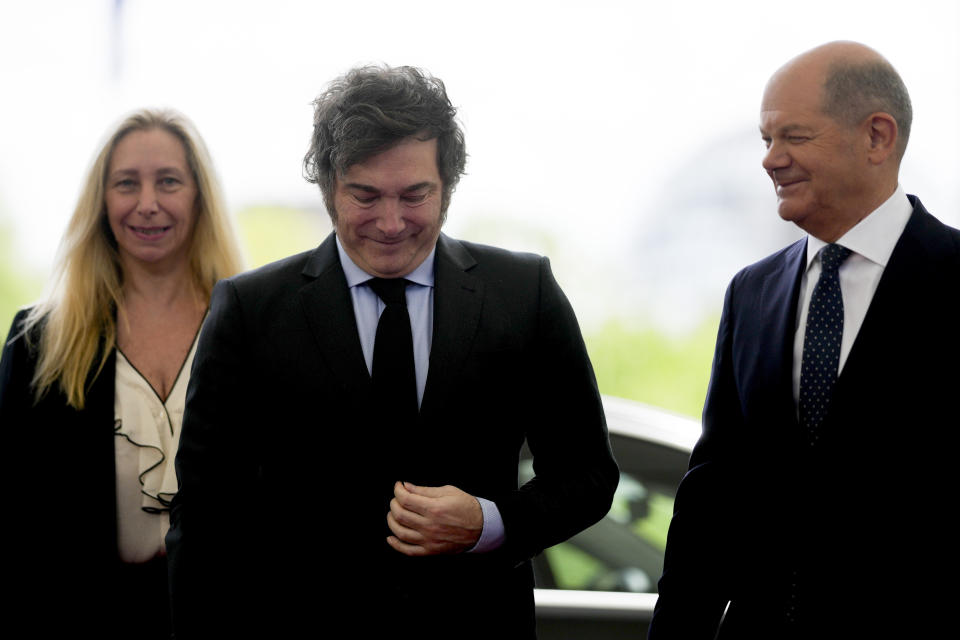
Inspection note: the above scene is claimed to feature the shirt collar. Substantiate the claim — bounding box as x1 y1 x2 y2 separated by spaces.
335 235 436 288
805 183 913 270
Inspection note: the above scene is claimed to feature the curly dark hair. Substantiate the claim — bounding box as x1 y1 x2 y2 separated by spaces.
303 65 467 221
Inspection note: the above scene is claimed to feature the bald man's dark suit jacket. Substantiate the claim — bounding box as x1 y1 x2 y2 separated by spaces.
167 232 618 639
649 196 960 639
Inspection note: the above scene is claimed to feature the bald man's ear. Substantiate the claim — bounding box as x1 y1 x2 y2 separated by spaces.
864 112 898 165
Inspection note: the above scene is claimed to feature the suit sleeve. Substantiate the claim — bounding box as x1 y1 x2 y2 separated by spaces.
166 280 265 638
648 280 742 638
493 257 620 564
0 310 33 429
0 310 36 594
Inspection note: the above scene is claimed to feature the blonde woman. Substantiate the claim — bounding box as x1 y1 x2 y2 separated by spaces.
0 109 243 638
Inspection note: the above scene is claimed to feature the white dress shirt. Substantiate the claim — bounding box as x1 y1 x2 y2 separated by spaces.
792 184 913 403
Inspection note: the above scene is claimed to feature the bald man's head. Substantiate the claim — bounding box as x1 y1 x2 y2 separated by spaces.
760 42 908 241
772 41 912 161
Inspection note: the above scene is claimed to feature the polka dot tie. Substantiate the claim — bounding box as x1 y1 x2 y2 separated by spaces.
799 243 852 445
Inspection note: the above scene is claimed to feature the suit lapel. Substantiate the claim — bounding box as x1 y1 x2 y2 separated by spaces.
87 346 121 558
420 234 483 420
757 239 806 430
297 233 371 391
833 203 934 403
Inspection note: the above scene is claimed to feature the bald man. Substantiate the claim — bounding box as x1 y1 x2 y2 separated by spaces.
650 42 960 638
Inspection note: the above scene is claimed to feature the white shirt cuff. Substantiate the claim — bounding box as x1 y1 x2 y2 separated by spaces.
469 497 506 553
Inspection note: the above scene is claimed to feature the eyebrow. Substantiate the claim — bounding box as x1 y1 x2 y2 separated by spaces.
344 181 437 194
759 124 812 137
108 166 186 178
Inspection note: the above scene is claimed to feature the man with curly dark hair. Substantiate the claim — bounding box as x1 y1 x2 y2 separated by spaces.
167 64 618 639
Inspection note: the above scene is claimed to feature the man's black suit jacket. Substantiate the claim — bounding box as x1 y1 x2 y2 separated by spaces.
649 197 960 639
167 232 618 638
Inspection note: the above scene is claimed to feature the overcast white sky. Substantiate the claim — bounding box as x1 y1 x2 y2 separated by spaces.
1 0 957 327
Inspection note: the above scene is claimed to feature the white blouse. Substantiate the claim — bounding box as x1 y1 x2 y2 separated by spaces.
113 331 200 563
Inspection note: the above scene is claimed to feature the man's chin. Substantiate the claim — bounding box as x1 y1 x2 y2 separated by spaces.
365 256 416 279
776 200 804 224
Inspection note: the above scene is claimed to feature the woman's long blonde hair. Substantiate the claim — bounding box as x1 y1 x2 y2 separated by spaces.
23 108 245 409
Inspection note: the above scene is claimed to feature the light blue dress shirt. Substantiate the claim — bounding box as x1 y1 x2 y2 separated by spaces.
335 236 505 553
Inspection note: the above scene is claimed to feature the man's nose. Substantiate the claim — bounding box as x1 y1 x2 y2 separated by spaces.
376 198 406 235
762 141 790 174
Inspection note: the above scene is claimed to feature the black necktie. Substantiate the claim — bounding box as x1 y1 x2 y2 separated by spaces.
367 278 418 423
799 243 852 445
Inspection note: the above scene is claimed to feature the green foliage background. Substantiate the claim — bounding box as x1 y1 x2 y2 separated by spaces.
0 206 716 419
0 223 44 338
586 318 715 418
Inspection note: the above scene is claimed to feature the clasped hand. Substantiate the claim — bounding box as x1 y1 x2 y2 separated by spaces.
386 481 483 556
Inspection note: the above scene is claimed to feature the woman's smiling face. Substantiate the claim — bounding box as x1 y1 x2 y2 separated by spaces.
105 128 199 272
